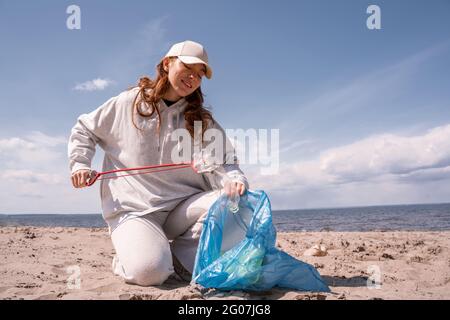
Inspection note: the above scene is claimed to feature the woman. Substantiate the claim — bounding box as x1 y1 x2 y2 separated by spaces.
68 40 249 286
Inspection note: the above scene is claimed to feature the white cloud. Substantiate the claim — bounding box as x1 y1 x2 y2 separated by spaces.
320 124 450 183
0 131 103 213
73 78 114 91
395 165 450 183
0 169 64 184
0 132 69 203
26 131 67 147
245 123 450 209
0 132 67 169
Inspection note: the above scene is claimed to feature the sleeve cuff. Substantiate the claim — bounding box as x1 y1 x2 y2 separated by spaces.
70 163 92 175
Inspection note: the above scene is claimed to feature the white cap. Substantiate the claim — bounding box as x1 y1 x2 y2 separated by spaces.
164 40 212 79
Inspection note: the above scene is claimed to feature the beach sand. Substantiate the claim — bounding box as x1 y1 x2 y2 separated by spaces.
1 226 449 300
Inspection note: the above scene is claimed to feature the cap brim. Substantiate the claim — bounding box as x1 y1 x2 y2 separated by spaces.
178 56 212 79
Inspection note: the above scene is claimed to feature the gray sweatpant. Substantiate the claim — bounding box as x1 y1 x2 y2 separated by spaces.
109 190 221 286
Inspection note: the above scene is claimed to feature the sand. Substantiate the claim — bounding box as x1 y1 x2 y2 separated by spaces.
1 226 449 300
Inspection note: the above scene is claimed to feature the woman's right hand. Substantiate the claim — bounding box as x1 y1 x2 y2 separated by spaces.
71 169 96 188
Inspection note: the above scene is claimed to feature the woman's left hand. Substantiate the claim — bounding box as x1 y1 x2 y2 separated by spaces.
224 181 246 197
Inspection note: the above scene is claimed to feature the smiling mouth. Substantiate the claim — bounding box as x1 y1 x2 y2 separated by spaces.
181 79 192 89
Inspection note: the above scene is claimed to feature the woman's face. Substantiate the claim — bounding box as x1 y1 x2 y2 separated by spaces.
163 58 206 101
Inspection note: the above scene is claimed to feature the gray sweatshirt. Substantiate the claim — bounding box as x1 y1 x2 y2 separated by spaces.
68 87 249 223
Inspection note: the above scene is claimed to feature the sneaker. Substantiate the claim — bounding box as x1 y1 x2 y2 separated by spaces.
172 253 192 282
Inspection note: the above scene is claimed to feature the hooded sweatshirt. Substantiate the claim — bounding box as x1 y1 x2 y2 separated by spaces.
68 87 249 224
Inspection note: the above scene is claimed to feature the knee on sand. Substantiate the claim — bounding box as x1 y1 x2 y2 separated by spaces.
122 255 174 286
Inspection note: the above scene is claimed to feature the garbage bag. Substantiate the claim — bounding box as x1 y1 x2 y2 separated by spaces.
191 190 330 292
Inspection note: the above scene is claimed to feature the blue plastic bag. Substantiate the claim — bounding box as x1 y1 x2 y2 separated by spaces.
191 190 330 292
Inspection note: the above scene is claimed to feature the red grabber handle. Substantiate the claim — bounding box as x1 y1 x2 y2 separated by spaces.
86 171 101 187
85 162 195 187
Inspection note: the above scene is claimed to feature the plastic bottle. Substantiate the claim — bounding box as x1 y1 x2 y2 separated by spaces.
227 192 240 213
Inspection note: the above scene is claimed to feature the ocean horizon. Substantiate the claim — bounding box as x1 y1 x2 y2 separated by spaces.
1 202 449 232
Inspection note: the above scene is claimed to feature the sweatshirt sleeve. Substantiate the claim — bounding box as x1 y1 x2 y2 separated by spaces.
208 120 250 190
67 95 120 174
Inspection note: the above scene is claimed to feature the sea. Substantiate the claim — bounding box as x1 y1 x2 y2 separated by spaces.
1 203 450 232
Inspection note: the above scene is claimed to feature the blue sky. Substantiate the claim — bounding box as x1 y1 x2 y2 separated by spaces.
1 0 450 213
